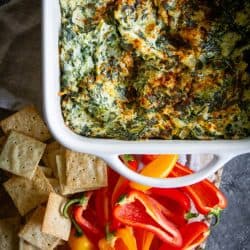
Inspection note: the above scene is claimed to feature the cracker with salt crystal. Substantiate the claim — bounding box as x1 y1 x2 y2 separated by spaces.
39 166 53 178
19 206 60 250
19 239 39 250
65 150 107 189
42 141 62 178
0 131 46 179
3 167 54 216
42 193 71 241
56 154 98 195
0 106 51 142
0 217 20 250
56 154 80 195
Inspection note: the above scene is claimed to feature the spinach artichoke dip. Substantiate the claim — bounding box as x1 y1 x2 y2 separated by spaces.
60 0 250 140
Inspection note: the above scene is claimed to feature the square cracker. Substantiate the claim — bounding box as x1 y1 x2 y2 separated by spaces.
19 206 60 250
0 105 51 142
19 239 39 250
0 217 20 250
42 141 62 178
39 166 53 178
0 131 46 179
47 178 60 194
42 193 71 241
56 155 97 195
65 150 107 189
0 186 19 219
3 167 54 216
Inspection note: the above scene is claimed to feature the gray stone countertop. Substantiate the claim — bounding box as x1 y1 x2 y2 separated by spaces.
0 1 249 249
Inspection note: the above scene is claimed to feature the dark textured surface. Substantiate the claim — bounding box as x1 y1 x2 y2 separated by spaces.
0 1 250 250
206 154 250 250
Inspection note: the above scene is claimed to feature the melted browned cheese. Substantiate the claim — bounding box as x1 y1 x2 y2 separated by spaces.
60 0 250 140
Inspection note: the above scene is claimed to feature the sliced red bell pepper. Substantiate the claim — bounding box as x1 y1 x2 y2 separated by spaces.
115 239 129 250
147 194 187 228
63 192 93 236
110 155 138 230
147 187 195 226
108 168 120 192
147 188 191 213
141 154 158 165
120 154 139 170
112 155 138 207
170 162 227 223
150 238 162 250
73 205 104 241
113 190 182 247
109 217 122 232
95 187 110 231
63 191 104 242
159 222 210 250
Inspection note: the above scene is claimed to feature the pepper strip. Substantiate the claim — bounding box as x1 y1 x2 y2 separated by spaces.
147 188 191 213
113 190 182 247
115 226 138 250
135 229 154 250
170 162 227 224
72 205 104 239
68 228 97 250
63 191 93 218
98 226 137 250
95 187 109 230
112 155 138 207
147 195 187 227
63 192 93 236
159 222 210 250
130 155 178 191
141 155 158 165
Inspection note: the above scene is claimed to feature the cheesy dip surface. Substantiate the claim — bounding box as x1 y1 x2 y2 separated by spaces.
60 0 250 140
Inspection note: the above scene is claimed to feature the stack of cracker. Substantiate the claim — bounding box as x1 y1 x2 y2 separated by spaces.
0 106 108 250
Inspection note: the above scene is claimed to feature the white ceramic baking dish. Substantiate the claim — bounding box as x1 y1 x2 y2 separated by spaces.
42 0 250 188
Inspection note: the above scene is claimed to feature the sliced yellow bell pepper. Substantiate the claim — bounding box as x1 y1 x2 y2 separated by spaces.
115 226 137 250
98 238 115 250
68 229 97 250
129 154 178 191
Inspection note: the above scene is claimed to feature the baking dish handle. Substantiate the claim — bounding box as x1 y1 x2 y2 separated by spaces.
100 153 236 188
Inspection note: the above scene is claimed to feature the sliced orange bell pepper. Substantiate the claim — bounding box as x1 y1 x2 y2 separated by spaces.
135 229 154 250
141 231 154 250
98 237 115 250
130 154 178 191
115 226 137 250
98 226 137 250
